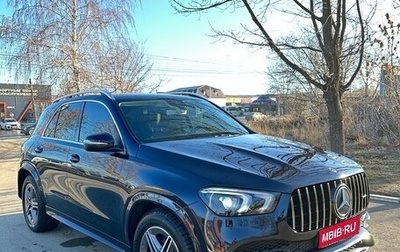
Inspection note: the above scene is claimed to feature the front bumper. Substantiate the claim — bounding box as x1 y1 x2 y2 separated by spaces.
203 219 374 252
321 227 374 252
5 125 20 130
188 199 374 252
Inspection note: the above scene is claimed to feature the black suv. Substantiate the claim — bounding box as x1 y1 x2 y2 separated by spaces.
18 90 374 251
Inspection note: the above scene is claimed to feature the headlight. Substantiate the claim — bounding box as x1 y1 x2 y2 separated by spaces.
199 187 280 216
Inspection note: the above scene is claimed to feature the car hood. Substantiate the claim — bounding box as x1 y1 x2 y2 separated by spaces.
138 134 364 192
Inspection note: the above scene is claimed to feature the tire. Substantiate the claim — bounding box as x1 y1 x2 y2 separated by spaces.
132 209 194 252
22 175 59 232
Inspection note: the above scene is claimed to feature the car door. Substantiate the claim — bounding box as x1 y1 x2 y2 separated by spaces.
66 101 128 240
30 102 82 210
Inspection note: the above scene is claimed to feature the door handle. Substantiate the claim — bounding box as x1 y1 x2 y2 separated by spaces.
69 153 80 163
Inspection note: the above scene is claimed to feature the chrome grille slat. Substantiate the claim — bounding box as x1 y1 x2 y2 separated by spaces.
305 187 312 231
353 175 359 215
287 173 370 232
328 182 332 226
313 185 319 229
320 183 326 228
360 174 365 208
355 175 361 213
297 189 304 232
362 174 368 208
290 197 296 228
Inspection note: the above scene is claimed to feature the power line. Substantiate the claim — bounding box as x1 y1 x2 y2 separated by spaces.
0 50 266 81
148 53 265 77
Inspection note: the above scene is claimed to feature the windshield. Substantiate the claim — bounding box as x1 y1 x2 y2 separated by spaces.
119 98 250 142
5 118 17 123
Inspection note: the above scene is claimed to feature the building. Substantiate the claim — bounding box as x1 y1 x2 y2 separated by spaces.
168 85 226 107
225 95 259 112
379 64 400 97
167 85 279 115
0 83 52 122
249 95 277 115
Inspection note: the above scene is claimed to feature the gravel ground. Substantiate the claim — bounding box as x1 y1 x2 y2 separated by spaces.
0 137 26 214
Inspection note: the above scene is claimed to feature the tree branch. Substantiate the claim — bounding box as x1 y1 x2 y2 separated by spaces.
344 0 364 90
292 0 322 21
172 0 233 13
241 0 324 90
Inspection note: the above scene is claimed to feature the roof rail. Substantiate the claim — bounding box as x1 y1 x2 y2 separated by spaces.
166 92 208 100
52 89 114 104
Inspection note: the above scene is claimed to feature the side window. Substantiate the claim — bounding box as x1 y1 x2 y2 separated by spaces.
79 102 120 144
43 110 59 138
43 102 82 141
35 104 58 136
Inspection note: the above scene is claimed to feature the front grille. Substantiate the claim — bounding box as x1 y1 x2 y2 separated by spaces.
287 173 369 232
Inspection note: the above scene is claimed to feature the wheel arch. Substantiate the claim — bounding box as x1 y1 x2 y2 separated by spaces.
125 191 203 251
18 162 41 199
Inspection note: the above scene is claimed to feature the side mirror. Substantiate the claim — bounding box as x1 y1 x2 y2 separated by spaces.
84 133 115 151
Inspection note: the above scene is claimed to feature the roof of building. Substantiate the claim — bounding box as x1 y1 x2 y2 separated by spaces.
168 85 225 98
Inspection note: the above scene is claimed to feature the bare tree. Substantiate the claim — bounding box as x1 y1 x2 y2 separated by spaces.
73 37 156 93
0 0 155 94
172 0 374 154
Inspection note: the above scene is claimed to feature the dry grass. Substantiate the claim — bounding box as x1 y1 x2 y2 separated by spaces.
346 144 400 197
248 115 329 148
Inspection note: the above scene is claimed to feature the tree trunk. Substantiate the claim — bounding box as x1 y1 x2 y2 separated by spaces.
324 87 345 155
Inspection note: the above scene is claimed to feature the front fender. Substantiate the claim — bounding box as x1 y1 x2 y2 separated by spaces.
125 190 205 252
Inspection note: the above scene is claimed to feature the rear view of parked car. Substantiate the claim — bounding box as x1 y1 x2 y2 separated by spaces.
224 106 242 116
18 89 374 251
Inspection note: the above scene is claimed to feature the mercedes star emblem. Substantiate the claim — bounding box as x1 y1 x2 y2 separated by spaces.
333 184 352 220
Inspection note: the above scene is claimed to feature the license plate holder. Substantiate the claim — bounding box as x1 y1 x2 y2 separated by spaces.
318 215 360 249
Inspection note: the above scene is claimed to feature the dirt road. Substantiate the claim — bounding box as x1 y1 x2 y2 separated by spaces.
0 137 25 214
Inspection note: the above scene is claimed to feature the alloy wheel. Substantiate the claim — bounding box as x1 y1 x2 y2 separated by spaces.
24 183 39 227
140 226 179 252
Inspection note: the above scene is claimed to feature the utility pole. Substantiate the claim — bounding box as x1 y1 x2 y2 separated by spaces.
27 45 37 121
29 77 37 121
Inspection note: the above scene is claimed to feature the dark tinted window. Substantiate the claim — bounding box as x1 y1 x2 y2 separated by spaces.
44 102 82 141
43 110 58 137
79 101 119 144
35 104 57 136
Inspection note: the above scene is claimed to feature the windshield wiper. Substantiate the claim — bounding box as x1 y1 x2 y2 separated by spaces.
213 131 242 137
147 132 244 142
190 132 243 138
